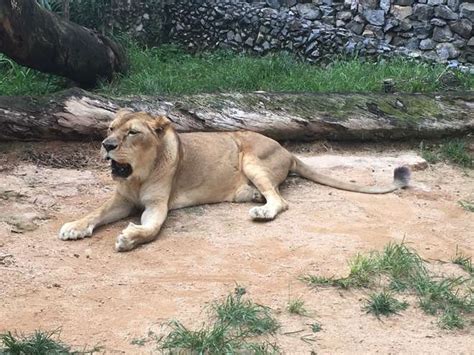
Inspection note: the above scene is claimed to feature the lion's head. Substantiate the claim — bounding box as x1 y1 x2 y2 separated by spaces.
101 109 172 180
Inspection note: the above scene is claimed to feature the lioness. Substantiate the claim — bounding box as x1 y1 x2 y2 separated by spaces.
59 109 410 251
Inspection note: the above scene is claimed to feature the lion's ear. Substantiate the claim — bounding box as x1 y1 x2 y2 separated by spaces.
151 115 171 134
115 108 134 119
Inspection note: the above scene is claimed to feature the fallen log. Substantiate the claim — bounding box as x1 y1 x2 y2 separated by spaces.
0 0 128 88
0 88 472 142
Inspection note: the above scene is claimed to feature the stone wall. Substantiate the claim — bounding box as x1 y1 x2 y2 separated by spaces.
69 0 474 64
168 0 421 64
69 0 167 45
167 0 474 64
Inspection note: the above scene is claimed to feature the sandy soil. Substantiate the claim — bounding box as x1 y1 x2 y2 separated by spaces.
0 141 472 354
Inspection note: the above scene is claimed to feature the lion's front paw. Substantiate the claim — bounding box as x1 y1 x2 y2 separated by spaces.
249 206 277 221
59 220 93 240
115 233 136 252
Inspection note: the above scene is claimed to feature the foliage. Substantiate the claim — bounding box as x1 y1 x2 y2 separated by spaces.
0 329 100 354
101 42 474 96
160 287 280 353
302 242 473 329
363 291 409 317
0 54 65 96
287 298 308 316
2 40 473 96
420 139 473 169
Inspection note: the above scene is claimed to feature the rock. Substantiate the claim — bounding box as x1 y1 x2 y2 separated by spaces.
436 42 460 59
266 0 281 9
432 25 453 42
434 5 458 20
359 0 379 10
363 28 375 37
295 3 321 20
467 37 474 47
419 38 436 50
427 0 444 5
447 0 460 12
406 38 421 49
450 19 473 38
346 20 365 35
364 9 385 26
413 4 435 21
431 18 447 26
391 5 413 20
413 22 433 39
399 19 413 31
336 11 352 21
380 0 391 13
460 3 474 22
394 0 414 5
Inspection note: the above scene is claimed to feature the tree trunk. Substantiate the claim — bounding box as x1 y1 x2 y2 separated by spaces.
0 0 128 88
0 88 472 142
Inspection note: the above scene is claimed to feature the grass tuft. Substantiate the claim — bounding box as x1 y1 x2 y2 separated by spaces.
363 291 409 317
287 298 308 316
302 242 473 328
160 288 280 353
420 139 473 169
310 322 322 333
452 249 473 275
458 200 474 213
0 330 71 354
438 308 465 330
0 329 100 354
214 292 279 335
161 321 241 354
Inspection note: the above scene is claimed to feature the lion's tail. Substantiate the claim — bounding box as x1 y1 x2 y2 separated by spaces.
291 157 410 194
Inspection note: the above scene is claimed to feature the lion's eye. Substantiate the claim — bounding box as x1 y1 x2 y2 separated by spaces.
128 130 140 135
108 127 114 132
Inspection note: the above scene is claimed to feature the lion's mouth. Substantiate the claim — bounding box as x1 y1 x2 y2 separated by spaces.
109 159 133 178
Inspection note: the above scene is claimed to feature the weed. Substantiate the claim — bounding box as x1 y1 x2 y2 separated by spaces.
214 292 279 335
363 291 409 317
160 288 280 353
458 200 474 213
161 320 242 354
0 329 99 354
287 298 308 316
2 43 473 96
438 308 465 330
310 322 322 333
420 139 473 168
452 248 473 275
302 242 473 328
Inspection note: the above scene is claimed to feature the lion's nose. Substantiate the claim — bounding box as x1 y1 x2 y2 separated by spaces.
102 138 118 152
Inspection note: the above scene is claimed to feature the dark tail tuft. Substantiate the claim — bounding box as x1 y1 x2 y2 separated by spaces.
394 166 411 187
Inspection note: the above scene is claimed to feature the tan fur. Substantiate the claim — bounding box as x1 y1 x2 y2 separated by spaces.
59 110 409 251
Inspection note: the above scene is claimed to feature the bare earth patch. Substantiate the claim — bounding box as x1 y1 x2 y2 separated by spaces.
0 141 472 353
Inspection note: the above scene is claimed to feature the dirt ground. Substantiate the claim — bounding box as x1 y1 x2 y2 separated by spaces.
0 140 472 354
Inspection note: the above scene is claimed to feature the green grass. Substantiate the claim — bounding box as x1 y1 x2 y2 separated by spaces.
0 54 66 96
214 291 280 335
287 298 308 316
438 308 465 330
420 139 473 169
310 322 322 333
452 250 473 275
2 41 473 96
458 200 474 213
0 329 100 354
160 287 280 354
302 242 473 329
363 291 409 317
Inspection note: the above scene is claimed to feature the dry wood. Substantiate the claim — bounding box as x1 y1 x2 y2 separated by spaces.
0 88 472 141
